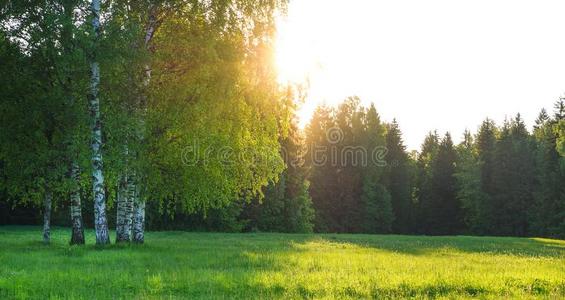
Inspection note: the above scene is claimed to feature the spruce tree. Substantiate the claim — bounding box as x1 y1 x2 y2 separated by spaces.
334 97 365 232
474 119 497 234
360 103 393 233
455 130 487 234
492 115 535 236
531 104 565 237
426 133 460 235
415 131 440 234
251 116 314 233
306 105 339 232
384 119 412 233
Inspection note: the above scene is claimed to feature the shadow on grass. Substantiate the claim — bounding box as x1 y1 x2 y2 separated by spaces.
2 225 563 258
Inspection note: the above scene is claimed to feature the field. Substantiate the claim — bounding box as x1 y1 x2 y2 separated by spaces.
0 226 563 299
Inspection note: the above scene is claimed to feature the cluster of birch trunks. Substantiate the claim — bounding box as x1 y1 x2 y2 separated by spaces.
41 0 154 246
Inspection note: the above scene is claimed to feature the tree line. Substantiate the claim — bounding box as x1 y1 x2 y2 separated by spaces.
244 96 562 238
122 96 565 238
4 92 563 239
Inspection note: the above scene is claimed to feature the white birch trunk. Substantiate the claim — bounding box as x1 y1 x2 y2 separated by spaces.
131 9 158 244
132 184 145 243
70 161 85 245
43 189 52 244
115 172 132 242
125 172 135 238
89 0 110 245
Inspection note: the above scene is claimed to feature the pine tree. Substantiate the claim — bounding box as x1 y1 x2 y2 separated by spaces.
251 117 314 233
306 105 339 232
531 104 565 237
306 98 394 233
415 131 440 234
455 130 486 234
360 178 393 233
474 119 497 234
556 99 565 157
360 103 393 233
426 133 460 235
334 97 364 232
384 119 412 233
492 115 535 236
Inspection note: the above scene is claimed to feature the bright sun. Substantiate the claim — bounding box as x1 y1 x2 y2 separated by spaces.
275 22 313 85
274 12 326 127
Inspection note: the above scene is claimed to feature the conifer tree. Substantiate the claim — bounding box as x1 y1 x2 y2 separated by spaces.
474 119 497 234
384 119 412 233
531 104 565 237
414 131 440 234
249 115 314 233
306 99 393 233
492 115 535 236
306 105 338 232
426 133 460 235
360 103 393 233
455 130 486 234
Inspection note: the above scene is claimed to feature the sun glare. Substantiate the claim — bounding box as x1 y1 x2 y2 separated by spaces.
275 10 332 128
274 0 565 150
275 20 312 85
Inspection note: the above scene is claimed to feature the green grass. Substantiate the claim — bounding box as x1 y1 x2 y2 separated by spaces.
0 226 563 299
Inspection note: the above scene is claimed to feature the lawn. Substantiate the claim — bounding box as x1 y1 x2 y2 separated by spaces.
0 226 563 299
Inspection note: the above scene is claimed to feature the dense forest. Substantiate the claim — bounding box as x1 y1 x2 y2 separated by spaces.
1 1 564 243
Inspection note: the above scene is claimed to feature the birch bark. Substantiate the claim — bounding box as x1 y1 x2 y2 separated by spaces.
70 161 85 245
116 172 132 242
43 189 52 244
131 8 159 244
132 184 145 244
89 0 110 245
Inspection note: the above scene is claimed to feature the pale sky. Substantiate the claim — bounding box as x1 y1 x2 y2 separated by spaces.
275 0 565 150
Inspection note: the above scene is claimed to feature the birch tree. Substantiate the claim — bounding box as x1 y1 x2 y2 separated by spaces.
89 0 110 245
115 172 131 242
107 2 164 244
1 1 89 244
60 0 88 245
140 0 289 227
69 162 85 244
106 0 289 240
131 5 160 244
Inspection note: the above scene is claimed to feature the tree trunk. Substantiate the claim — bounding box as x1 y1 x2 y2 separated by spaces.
43 189 52 245
130 8 158 244
125 172 135 238
70 162 85 245
89 0 110 245
132 184 145 244
115 173 131 243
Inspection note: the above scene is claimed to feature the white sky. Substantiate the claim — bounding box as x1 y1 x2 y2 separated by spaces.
275 0 565 150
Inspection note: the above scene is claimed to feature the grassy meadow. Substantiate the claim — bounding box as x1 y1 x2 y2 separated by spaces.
0 226 563 299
